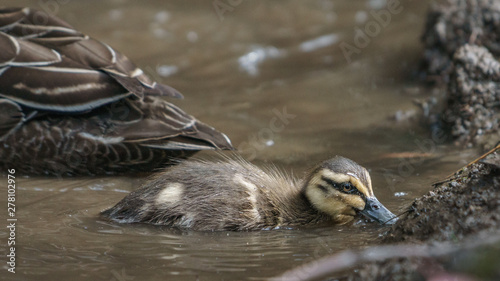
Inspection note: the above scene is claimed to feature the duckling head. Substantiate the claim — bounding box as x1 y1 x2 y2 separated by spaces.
304 156 397 225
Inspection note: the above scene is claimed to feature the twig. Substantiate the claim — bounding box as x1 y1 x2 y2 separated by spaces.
432 143 499 187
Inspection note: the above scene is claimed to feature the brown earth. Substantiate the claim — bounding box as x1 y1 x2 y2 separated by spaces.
346 146 500 281
422 0 500 148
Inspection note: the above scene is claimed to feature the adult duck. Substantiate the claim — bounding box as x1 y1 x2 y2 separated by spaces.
0 7 232 175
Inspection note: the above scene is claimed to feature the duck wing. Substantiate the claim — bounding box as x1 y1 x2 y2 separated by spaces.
0 7 181 114
0 7 233 175
0 99 24 140
86 97 233 150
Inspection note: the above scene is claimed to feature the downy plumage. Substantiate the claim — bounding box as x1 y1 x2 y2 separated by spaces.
102 156 397 231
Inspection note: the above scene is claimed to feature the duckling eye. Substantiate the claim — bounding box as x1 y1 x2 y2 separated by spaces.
342 183 352 192
340 182 358 194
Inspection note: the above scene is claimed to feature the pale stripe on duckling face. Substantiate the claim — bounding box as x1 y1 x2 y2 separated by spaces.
314 169 350 185
155 182 184 205
233 174 261 221
312 169 372 198
346 167 374 198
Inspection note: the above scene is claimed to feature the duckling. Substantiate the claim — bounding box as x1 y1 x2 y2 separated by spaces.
0 7 232 175
101 156 397 231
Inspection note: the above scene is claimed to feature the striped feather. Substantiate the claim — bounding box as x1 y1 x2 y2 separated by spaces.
0 7 181 113
0 7 233 175
0 99 23 140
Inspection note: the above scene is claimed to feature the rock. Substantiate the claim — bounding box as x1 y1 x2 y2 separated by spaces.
421 0 500 147
421 0 500 83
386 153 500 243
442 44 500 147
346 147 500 281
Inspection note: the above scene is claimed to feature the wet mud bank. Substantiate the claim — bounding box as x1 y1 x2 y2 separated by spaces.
347 146 500 281
385 147 500 244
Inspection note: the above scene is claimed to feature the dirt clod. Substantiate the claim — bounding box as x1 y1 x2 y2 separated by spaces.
386 158 500 243
422 0 500 147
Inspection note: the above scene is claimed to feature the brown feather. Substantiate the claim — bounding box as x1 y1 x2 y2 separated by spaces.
0 7 232 175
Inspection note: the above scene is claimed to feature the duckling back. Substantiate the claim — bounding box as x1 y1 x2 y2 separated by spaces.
101 158 326 231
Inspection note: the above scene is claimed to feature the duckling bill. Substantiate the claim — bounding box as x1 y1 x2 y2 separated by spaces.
101 156 397 231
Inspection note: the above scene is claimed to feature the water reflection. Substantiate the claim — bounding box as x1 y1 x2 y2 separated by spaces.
0 0 474 280
89 221 385 280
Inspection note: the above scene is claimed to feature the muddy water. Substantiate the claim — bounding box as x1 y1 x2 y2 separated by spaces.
0 1 480 280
